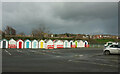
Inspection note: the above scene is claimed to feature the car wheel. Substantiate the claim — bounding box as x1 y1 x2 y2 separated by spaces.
104 51 110 55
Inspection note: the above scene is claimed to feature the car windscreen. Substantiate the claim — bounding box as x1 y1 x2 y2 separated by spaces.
110 45 120 48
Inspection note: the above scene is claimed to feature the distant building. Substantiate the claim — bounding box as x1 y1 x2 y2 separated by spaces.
83 34 89 39
44 33 49 37
93 35 103 39
92 34 118 39
51 34 54 37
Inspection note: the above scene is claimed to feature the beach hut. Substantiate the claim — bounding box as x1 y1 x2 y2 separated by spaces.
24 39 31 48
53 40 57 49
69 40 73 48
9 38 16 48
54 40 64 49
63 40 70 48
45 40 54 49
77 40 80 48
84 41 89 47
0 40 2 48
69 40 76 48
72 41 76 48
32 40 38 49
75 40 78 48
1 39 8 49
78 40 84 47
39 40 45 48
17 39 24 49
53 40 57 48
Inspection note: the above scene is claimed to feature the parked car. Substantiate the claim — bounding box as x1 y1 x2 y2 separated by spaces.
103 44 120 55
104 42 118 47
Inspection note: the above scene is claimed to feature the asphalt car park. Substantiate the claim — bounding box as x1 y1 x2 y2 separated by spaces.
2 48 119 72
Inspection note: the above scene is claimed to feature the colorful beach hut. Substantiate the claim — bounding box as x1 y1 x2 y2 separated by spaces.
39 40 45 48
1 39 8 49
73 41 76 48
69 40 76 48
69 40 73 48
17 39 24 49
9 38 16 48
63 40 70 48
54 40 64 49
84 41 89 47
75 40 78 48
32 40 38 49
24 39 31 48
45 40 54 49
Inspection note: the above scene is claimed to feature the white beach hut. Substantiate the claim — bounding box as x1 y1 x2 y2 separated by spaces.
24 39 31 48
39 40 45 49
63 40 70 48
0 40 2 48
54 40 64 49
1 39 8 49
53 40 57 48
9 38 17 48
32 40 38 49
45 40 54 49
78 40 85 47
17 39 24 49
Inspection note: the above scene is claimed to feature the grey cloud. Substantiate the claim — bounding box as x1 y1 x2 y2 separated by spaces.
2 2 118 35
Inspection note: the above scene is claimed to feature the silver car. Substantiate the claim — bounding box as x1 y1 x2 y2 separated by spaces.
103 44 120 55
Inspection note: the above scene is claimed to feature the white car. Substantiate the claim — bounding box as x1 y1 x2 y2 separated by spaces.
103 44 120 55
104 42 118 47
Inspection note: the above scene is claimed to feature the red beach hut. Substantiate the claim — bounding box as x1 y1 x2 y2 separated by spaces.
17 39 24 49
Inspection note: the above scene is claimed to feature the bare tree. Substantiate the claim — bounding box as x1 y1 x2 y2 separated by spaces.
31 24 50 39
4 26 16 35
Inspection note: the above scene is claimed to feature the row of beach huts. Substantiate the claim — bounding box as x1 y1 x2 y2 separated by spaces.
0 39 89 49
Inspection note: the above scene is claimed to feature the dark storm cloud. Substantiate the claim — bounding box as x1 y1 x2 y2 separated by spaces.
2 2 118 35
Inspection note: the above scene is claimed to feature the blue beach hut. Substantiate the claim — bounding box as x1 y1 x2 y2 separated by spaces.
24 39 31 48
32 40 38 49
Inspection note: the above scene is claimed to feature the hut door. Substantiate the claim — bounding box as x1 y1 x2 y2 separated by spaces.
41 42 43 48
34 42 36 48
65 42 67 48
26 42 29 48
3 41 6 48
85 42 87 47
19 42 22 49
70 42 72 48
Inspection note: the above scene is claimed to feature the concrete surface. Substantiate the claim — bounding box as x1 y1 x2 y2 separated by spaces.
2 48 119 72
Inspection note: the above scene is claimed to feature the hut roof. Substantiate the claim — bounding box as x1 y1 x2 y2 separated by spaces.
16 39 23 42
45 39 53 43
2 39 8 41
24 39 31 42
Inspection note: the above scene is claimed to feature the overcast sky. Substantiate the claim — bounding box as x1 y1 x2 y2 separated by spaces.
2 2 118 35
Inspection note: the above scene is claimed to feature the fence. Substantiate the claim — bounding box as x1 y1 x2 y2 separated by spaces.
89 44 104 48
